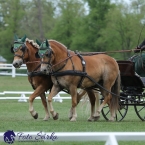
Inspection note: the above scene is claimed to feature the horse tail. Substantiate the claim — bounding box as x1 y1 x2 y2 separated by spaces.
110 72 121 114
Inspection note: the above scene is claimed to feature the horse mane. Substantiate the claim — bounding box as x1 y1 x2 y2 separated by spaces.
48 39 68 50
25 38 40 50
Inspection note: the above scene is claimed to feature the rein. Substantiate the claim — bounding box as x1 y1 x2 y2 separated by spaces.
26 61 40 64
51 54 78 69
80 49 135 55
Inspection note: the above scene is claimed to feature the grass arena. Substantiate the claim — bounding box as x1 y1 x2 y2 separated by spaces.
0 76 145 145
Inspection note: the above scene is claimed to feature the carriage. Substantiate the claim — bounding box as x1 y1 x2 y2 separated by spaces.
11 35 145 122
101 60 145 121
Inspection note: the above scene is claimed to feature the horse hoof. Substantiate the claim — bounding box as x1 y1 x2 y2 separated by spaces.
87 118 93 122
53 113 59 120
33 113 38 119
70 118 76 122
108 119 115 122
87 117 94 122
69 116 72 120
93 116 100 121
43 117 50 121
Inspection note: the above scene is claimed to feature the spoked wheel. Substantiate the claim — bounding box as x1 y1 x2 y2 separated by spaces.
134 105 145 121
101 100 128 121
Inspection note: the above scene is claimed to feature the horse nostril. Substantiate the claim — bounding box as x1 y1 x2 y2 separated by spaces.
13 62 19 67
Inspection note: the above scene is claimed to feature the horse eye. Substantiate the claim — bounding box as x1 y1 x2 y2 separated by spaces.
45 53 49 57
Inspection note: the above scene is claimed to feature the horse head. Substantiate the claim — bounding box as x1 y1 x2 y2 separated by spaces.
36 39 54 74
12 34 40 68
11 34 27 68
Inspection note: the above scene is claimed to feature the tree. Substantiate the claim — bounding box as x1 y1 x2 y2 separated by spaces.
49 0 86 49
20 0 55 41
0 0 26 62
0 0 55 62
98 1 145 60
71 0 113 52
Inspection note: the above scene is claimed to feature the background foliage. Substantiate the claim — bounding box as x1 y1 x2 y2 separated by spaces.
0 0 145 62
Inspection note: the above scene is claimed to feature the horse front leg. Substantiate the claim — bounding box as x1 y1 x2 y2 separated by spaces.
29 94 38 119
29 86 50 120
48 85 60 120
69 86 78 122
40 93 50 121
69 89 86 120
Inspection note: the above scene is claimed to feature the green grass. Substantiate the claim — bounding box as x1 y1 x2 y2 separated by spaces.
0 76 33 92
0 76 145 145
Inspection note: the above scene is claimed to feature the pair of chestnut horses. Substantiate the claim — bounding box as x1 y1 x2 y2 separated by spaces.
12 35 120 122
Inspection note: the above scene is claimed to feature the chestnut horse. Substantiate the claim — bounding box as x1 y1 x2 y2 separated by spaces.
37 40 120 122
11 35 87 121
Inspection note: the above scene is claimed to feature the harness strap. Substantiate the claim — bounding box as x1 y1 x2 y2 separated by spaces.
52 70 120 97
76 53 86 88
52 70 87 77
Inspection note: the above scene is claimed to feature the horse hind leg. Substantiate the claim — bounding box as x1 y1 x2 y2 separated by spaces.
92 91 101 121
86 90 96 122
96 87 111 120
109 74 120 121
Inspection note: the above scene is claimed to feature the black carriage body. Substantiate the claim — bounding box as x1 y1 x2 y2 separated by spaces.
117 60 145 94
102 60 145 121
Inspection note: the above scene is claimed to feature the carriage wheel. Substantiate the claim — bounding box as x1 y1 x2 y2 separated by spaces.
134 105 145 121
101 100 128 121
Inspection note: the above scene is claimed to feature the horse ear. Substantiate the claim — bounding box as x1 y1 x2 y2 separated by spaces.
46 39 50 48
36 39 41 46
14 34 18 41
21 35 27 42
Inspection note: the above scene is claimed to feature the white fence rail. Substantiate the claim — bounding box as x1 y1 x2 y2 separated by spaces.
0 91 69 102
0 132 145 144
0 63 27 77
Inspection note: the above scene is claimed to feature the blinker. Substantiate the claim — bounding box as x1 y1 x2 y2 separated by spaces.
13 42 25 52
38 40 52 58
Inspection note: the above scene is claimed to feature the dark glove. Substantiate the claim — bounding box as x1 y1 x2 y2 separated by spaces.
141 46 145 51
134 46 141 53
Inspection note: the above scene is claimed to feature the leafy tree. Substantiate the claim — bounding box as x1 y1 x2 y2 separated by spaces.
0 0 26 62
71 0 113 52
20 0 55 41
0 0 55 62
49 0 86 49
98 1 145 60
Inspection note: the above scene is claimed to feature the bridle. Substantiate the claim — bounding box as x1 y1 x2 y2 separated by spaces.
41 49 78 73
11 41 27 63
